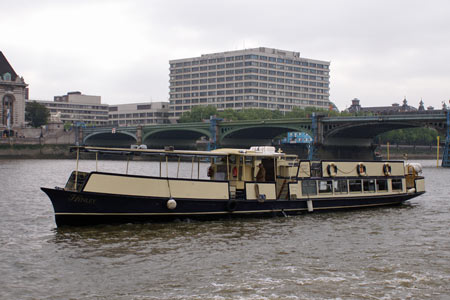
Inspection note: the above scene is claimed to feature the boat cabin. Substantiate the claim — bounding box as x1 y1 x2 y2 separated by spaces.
208 146 298 201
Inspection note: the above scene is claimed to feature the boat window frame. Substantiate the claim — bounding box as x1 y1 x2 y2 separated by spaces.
363 179 376 193
318 180 333 194
349 179 362 193
392 178 403 191
376 179 388 192
301 180 317 196
72 146 230 181
333 179 348 194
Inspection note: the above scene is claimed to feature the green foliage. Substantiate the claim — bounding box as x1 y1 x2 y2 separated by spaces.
232 109 283 121
25 101 50 128
63 122 73 131
178 105 218 123
177 105 342 123
284 106 340 118
376 127 441 145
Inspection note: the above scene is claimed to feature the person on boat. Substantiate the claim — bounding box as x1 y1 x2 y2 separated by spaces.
256 163 266 182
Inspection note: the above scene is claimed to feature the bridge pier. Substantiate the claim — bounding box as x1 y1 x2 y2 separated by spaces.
137 126 142 145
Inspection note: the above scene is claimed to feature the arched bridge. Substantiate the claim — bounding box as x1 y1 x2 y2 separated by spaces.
81 111 448 159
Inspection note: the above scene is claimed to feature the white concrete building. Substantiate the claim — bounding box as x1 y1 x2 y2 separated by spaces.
169 47 330 119
30 91 109 126
108 102 170 127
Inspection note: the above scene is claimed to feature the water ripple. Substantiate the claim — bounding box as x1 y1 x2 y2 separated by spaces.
0 159 449 299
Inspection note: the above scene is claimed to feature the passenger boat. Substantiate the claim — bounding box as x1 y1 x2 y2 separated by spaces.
41 146 425 226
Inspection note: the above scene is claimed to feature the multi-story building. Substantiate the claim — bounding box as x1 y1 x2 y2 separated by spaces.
169 47 330 119
108 102 170 127
0 51 28 132
347 98 420 114
29 91 109 126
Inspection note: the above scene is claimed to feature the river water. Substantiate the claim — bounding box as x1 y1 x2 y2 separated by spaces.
0 158 449 300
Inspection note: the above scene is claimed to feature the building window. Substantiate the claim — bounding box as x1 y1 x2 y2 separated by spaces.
2 72 12 81
137 105 151 110
2 95 14 126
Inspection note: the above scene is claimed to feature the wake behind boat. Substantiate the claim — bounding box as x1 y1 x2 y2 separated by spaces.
41 146 425 226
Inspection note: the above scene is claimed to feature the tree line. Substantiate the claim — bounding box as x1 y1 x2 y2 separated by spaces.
375 128 442 145
178 105 350 123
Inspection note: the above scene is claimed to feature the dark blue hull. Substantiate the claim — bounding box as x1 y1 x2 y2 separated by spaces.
41 187 424 227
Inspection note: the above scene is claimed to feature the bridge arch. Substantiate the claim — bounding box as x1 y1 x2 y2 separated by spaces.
324 120 444 142
84 131 137 147
143 128 211 148
219 124 313 147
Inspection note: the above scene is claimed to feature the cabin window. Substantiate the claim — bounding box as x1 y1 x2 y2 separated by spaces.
333 180 348 194
215 164 227 181
318 180 332 193
392 179 403 191
349 180 362 192
363 179 376 193
377 179 388 192
301 180 317 196
310 163 322 177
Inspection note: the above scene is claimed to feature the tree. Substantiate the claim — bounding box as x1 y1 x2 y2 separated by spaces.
178 105 218 123
376 127 439 145
25 101 50 128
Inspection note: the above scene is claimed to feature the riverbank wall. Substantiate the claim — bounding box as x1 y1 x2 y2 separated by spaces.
377 144 442 160
0 143 444 160
0 144 75 159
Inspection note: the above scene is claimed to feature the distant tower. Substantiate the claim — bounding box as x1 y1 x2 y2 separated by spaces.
0 52 28 132
418 99 425 111
401 97 408 111
348 98 362 112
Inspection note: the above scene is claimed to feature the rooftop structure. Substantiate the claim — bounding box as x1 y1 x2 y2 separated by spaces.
169 47 330 120
108 102 170 127
346 98 423 114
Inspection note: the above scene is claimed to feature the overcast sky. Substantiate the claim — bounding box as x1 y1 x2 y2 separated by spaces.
2 0 450 110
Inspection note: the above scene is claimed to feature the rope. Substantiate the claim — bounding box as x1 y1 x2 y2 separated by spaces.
299 166 310 176
336 165 358 175
166 178 172 199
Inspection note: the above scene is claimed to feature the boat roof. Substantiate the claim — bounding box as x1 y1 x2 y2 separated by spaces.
71 146 294 158
72 146 229 157
210 148 291 157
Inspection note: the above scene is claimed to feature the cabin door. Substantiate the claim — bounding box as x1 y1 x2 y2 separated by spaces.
261 158 275 182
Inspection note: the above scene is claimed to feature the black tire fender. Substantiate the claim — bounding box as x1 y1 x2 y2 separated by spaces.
226 199 238 212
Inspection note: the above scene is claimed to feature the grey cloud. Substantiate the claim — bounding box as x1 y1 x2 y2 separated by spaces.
1 0 450 109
